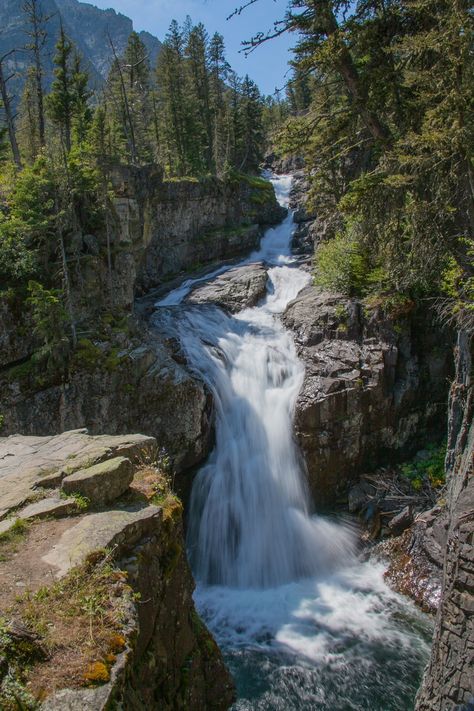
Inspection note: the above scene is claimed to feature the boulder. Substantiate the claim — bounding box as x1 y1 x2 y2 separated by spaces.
41 504 162 577
61 457 133 506
0 431 156 517
187 263 268 313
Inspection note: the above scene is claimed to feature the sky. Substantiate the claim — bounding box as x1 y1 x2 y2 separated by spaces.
91 0 295 96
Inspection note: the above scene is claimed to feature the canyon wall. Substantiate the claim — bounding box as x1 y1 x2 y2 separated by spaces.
416 332 474 710
0 169 283 477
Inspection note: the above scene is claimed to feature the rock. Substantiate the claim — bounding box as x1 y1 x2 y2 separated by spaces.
41 504 162 577
383 502 448 613
347 481 374 513
283 285 452 507
187 263 268 313
61 457 133 506
416 331 474 710
0 431 156 517
17 497 78 520
388 505 413 535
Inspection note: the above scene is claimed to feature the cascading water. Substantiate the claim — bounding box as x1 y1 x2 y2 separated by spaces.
153 175 432 710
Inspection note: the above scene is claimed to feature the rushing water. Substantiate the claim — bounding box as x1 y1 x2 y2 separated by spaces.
153 175 432 710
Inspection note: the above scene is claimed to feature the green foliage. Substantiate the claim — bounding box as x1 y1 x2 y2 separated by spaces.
400 443 447 491
26 281 68 346
60 490 90 511
276 0 474 312
72 338 102 371
314 232 369 296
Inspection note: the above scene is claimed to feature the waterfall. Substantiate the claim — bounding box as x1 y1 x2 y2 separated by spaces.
155 174 354 587
153 174 432 710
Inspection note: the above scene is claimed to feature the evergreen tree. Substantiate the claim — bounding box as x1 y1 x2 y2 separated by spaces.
238 75 264 173
156 21 189 174
123 31 153 162
23 0 50 149
18 67 41 162
209 32 229 175
47 25 74 153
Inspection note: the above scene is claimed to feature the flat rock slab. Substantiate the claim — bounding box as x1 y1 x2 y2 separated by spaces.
18 497 78 521
0 430 156 518
62 456 133 506
187 263 268 313
0 516 19 536
42 504 162 577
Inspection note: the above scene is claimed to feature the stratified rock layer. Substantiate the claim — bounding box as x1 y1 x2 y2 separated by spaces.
283 287 452 506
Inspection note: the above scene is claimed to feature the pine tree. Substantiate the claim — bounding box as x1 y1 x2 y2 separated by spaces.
0 51 22 168
185 22 212 172
156 21 189 175
239 75 264 173
123 32 153 162
47 25 74 153
23 0 50 149
209 33 229 175
18 67 41 162
71 51 92 147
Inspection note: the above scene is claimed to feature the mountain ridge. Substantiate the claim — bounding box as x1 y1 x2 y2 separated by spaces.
0 0 161 99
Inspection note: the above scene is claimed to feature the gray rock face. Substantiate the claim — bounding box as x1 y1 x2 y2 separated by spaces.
1 331 213 477
61 456 133 506
416 332 474 710
283 286 452 506
187 263 268 313
127 170 285 295
383 505 448 612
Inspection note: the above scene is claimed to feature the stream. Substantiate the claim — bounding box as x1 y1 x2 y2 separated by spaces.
153 175 432 710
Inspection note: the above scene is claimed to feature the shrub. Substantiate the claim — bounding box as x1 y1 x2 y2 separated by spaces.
314 231 369 296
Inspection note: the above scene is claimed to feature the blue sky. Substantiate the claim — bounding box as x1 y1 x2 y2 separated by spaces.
92 0 294 96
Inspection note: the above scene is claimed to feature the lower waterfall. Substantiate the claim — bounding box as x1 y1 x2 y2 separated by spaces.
153 174 432 710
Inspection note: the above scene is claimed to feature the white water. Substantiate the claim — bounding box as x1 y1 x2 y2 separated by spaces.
153 175 431 709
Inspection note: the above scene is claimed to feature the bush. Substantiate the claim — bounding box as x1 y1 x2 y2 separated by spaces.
314 231 369 296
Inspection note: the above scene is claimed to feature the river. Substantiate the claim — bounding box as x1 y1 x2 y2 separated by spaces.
153 174 431 710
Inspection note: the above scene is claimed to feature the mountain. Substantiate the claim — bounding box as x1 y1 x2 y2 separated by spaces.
0 0 161 99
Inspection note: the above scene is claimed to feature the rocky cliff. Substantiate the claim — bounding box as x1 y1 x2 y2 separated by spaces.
415 332 474 710
283 286 452 507
0 430 234 710
0 170 283 480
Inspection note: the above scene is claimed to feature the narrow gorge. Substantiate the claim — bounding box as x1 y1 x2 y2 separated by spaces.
1 164 472 710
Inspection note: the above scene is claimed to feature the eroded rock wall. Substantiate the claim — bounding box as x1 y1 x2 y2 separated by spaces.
1 330 212 474
416 332 474 710
283 287 452 507
0 167 283 472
